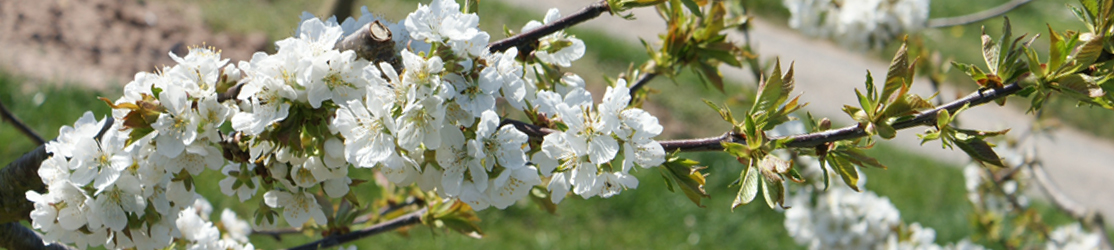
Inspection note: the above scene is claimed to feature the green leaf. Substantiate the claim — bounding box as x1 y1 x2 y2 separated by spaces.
854 89 873 117
982 27 1001 71
722 142 751 159
835 148 887 169
919 131 942 145
830 156 861 191
663 158 710 207
732 165 760 210
1058 73 1106 98
660 170 676 192
936 109 953 130
952 62 989 84
761 177 785 209
679 0 704 18
432 201 485 239
881 93 934 119
697 62 725 92
752 59 787 114
954 135 1006 168
875 122 897 139
1073 34 1105 66
704 100 734 123
994 18 1014 73
530 187 559 214
1024 47 1045 78
883 43 913 100
698 44 742 67
816 153 832 190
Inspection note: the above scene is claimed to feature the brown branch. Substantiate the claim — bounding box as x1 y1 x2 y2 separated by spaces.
0 144 49 224
0 116 112 224
627 71 659 97
0 223 73 250
0 99 45 145
251 197 424 242
501 119 559 138
252 227 302 242
1029 161 1113 249
283 207 427 250
927 0 1033 28
486 0 611 54
217 82 244 103
658 82 1024 151
336 20 401 71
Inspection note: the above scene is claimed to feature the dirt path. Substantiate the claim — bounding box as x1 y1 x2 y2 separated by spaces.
0 0 268 91
495 0 1114 219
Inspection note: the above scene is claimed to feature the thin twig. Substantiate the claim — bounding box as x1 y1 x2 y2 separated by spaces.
251 228 302 241
283 207 427 250
487 0 611 54
927 0 1033 28
0 100 45 145
1029 161 1113 250
627 71 659 97
662 82 1024 151
217 82 245 103
501 119 559 138
252 197 425 242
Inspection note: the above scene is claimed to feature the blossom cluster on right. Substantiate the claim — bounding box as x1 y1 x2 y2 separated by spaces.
782 0 929 50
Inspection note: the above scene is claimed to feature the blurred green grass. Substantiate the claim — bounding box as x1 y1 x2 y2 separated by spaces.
0 0 1098 249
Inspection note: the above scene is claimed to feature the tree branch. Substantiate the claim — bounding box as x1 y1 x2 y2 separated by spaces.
0 223 74 250
627 71 659 97
1029 161 1113 249
251 197 424 242
486 0 611 54
0 116 113 224
927 0 1033 28
658 82 1024 151
337 20 401 71
283 207 427 250
0 99 46 145
0 144 49 224
217 82 244 103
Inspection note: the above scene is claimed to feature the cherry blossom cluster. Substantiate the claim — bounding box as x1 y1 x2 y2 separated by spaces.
782 0 929 50
963 145 1104 250
25 0 665 248
784 169 987 250
772 121 986 250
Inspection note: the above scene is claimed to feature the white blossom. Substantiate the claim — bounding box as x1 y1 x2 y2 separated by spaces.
231 75 296 135
437 125 488 196
522 9 586 67
221 209 253 243
783 0 929 50
487 165 542 209
69 121 131 193
332 94 397 168
264 190 328 227
471 110 530 170
304 49 369 108
1047 223 1102 250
